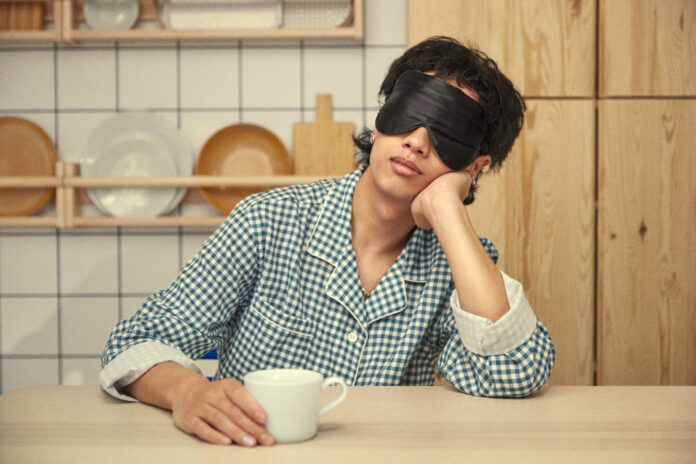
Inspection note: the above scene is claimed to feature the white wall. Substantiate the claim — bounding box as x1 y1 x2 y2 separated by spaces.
0 1 407 393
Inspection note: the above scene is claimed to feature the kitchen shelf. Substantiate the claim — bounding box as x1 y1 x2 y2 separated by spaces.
0 162 327 228
0 0 363 43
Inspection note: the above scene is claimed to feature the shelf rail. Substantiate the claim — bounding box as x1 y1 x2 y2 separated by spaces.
0 161 327 228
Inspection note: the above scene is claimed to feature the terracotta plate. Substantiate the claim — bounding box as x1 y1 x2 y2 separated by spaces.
196 124 291 214
0 117 57 217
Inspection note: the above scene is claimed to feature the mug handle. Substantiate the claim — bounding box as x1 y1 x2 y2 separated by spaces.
318 376 348 416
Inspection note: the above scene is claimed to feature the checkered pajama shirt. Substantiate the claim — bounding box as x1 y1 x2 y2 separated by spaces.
101 170 555 399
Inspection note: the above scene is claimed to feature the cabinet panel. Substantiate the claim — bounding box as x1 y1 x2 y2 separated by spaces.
469 100 596 385
599 0 696 96
598 100 696 384
407 0 596 97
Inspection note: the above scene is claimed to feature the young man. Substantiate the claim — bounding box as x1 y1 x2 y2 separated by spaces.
100 36 555 448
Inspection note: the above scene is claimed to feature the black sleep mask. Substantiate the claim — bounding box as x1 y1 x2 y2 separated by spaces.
375 70 485 170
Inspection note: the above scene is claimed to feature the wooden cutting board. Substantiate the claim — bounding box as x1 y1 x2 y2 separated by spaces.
293 94 355 176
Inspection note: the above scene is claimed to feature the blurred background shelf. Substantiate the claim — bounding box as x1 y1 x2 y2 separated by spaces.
0 0 363 43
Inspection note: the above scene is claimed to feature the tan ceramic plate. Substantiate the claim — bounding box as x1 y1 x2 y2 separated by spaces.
0 117 58 217
196 124 291 215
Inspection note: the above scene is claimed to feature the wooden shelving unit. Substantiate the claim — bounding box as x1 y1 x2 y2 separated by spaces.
0 0 363 43
0 162 326 228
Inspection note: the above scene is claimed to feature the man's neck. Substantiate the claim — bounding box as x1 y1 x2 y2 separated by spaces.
351 168 416 256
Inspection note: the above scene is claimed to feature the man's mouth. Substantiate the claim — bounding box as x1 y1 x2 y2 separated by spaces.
390 157 422 177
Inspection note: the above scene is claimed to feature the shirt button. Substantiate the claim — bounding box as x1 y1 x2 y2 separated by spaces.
346 331 359 343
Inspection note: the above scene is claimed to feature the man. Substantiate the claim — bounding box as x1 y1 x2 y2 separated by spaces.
100 36 555 447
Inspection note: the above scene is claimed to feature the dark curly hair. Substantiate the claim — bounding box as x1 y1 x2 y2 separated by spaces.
354 36 525 204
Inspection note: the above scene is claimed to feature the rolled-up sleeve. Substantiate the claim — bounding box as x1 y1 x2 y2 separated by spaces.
99 341 203 401
439 270 555 397
451 270 538 355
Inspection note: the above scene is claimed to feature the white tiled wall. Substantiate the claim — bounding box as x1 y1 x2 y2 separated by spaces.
0 0 407 393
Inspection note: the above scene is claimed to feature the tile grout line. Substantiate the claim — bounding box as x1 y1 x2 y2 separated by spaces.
115 42 120 111
54 43 64 386
237 41 243 122
117 228 123 323
177 34 185 267
299 40 305 122
56 230 63 385
0 231 3 393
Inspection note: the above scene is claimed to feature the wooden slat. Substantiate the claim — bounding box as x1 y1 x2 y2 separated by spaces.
72 216 223 228
598 99 696 385
66 175 326 188
468 100 596 385
599 0 696 96
407 0 596 97
0 177 58 187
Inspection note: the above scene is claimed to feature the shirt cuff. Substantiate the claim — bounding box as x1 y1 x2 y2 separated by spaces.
450 270 538 356
99 341 204 402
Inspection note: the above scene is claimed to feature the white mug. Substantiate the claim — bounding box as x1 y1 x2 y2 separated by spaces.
243 368 348 443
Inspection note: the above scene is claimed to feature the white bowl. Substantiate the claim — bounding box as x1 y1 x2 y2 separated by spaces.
83 0 140 30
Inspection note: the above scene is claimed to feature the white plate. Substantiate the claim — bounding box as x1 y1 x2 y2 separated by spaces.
157 0 282 30
83 0 140 30
80 112 192 218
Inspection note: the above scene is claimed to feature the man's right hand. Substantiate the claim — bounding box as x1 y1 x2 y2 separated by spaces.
124 361 274 447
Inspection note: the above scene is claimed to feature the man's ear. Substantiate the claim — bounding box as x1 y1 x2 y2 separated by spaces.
472 155 491 176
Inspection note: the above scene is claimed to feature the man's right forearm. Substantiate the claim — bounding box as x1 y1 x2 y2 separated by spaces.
123 360 273 447
123 361 209 410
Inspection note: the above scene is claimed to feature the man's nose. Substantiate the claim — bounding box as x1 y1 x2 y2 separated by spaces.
402 127 431 157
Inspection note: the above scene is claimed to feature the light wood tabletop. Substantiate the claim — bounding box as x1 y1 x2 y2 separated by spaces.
1 385 694 463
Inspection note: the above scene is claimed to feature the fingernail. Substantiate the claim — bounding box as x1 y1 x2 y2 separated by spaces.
242 436 256 447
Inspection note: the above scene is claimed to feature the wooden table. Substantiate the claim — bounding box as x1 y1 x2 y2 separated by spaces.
1 385 694 463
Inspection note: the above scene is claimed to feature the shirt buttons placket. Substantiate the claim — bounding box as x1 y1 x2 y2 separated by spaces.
346 331 359 343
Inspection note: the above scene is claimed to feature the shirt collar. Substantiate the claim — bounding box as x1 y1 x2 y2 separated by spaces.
305 168 432 284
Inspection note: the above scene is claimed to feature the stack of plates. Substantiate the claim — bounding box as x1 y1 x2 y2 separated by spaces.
157 0 283 30
80 112 192 218
283 0 352 28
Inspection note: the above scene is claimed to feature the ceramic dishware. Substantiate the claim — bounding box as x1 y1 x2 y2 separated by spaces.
195 123 291 215
243 368 348 444
0 117 57 217
83 0 139 30
157 0 282 30
80 112 192 218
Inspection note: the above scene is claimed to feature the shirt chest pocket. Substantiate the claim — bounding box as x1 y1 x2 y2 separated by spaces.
227 295 314 373
246 295 313 338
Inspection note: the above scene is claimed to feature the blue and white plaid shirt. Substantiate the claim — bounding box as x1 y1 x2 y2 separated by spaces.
101 169 555 400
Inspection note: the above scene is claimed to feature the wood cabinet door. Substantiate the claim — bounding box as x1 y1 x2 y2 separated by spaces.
408 0 596 97
469 100 596 385
598 100 696 385
599 0 696 96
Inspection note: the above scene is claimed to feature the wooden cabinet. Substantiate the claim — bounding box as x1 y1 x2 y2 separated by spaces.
598 100 696 385
597 0 696 385
408 0 596 97
468 100 596 386
409 0 696 386
599 0 696 96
